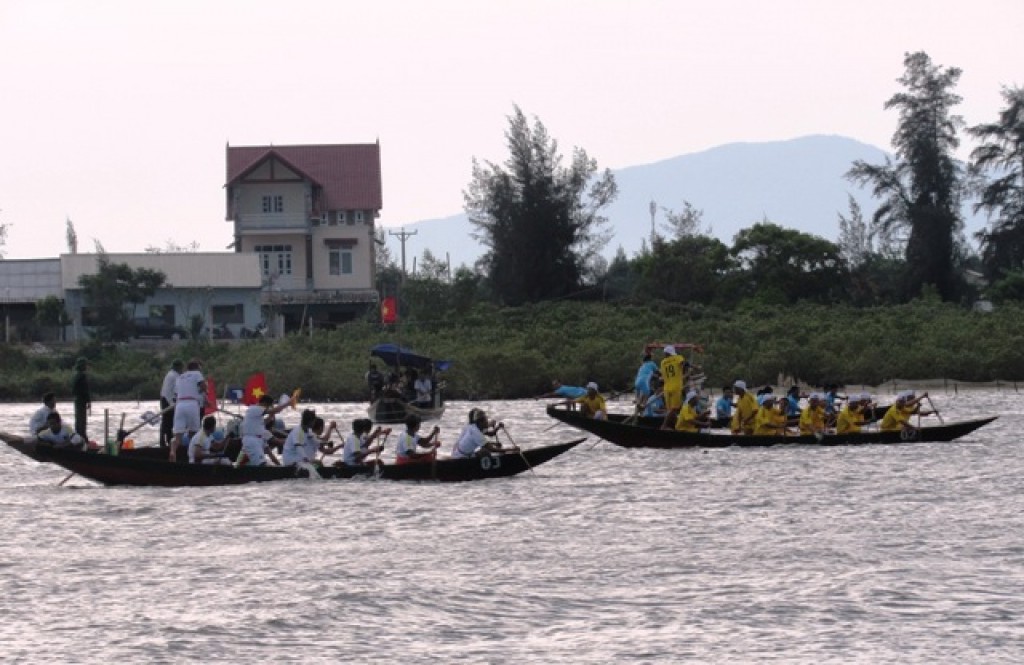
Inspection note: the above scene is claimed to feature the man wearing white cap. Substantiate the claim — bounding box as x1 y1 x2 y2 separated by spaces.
730 380 758 435
880 390 932 432
836 393 871 435
570 382 607 420
659 345 686 416
799 393 827 436
672 390 711 432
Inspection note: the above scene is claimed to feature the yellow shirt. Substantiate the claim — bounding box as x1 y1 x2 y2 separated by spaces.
753 406 787 436
880 404 914 431
799 405 826 435
660 355 686 409
836 405 863 434
731 392 758 434
575 393 607 418
674 403 702 432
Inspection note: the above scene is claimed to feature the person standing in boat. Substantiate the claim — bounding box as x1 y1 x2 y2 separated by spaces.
169 359 206 462
395 413 441 464
70 357 91 441
159 359 183 448
633 352 660 405
28 392 58 436
451 409 504 459
659 346 687 420
37 412 86 450
365 363 385 401
413 369 433 408
671 391 711 432
880 391 932 433
730 380 758 435
236 394 287 467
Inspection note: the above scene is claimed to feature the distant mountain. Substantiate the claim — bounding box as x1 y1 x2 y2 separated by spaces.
389 135 985 270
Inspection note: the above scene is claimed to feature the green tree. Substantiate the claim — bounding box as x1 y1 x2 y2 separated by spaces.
968 86 1024 280
77 255 167 341
847 51 967 301
35 295 72 341
464 106 618 305
730 222 846 304
634 235 735 305
661 201 710 239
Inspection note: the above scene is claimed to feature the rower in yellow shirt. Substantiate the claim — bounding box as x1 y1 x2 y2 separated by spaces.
672 390 711 432
753 394 788 435
799 393 827 436
880 391 932 432
730 380 758 435
836 393 871 434
572 382 608 420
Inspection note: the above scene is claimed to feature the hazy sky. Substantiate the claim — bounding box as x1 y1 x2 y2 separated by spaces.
1 0 1021 260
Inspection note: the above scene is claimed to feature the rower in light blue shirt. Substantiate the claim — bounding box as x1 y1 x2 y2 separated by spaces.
633 353 660 402
538 380 587 399
714 386 734 425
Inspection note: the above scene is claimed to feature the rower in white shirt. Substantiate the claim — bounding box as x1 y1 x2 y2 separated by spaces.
28 392 58 436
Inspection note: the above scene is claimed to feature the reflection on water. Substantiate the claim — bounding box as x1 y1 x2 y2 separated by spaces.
2 392 1024 663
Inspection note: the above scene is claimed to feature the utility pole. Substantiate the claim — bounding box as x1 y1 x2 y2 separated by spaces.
388 228 418 280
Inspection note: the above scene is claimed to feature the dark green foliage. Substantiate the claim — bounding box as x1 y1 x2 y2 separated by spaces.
4 300 1024 402
465 106 617 305
847 51 967 301
77 255 167 341
969 86 1024 279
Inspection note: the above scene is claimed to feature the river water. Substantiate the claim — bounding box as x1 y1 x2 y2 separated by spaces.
1 391 1023 663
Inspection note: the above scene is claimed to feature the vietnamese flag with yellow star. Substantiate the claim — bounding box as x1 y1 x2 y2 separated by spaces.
242 372 269 406
381 297 397 325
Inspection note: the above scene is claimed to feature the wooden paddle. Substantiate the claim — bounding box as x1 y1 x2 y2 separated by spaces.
498 425 535 476
926 395 945 425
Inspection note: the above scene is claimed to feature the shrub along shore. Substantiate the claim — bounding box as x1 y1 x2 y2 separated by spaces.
2 299 1022 403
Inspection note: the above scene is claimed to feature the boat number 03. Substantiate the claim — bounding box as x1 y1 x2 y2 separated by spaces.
480 455 502 471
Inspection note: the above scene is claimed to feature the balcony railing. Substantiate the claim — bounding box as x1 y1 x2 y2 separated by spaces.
235 213 310 233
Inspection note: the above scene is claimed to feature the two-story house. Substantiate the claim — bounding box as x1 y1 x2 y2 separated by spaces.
225 142 383 331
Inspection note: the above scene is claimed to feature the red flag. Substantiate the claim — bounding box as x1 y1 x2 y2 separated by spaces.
381 297 397 325
243 372 268 405
206 375 217 410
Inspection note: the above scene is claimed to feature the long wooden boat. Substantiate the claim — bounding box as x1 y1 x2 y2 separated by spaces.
546 405 996 449
0 432 584 487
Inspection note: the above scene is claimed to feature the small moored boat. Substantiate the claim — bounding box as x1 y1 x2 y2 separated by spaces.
0 432 584 487
367 343 451 424
546 405 996 449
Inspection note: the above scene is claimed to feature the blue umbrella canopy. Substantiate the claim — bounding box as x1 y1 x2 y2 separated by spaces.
370 343 452 372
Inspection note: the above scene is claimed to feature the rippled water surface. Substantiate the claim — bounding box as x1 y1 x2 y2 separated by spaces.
2 392 1024 663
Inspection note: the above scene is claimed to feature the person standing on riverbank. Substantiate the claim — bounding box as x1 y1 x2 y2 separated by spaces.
71 358 91 441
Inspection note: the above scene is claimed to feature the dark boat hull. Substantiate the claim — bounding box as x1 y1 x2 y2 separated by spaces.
0 433 584 487
546 406 996 449
367 397 445 424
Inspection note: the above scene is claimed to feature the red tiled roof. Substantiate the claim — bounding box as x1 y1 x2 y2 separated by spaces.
226 143 382 210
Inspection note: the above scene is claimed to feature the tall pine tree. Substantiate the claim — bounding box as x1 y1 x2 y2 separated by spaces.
464 106 617 305
847 51 966 301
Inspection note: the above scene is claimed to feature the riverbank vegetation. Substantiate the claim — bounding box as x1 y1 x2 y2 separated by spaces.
3 298 1022 403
